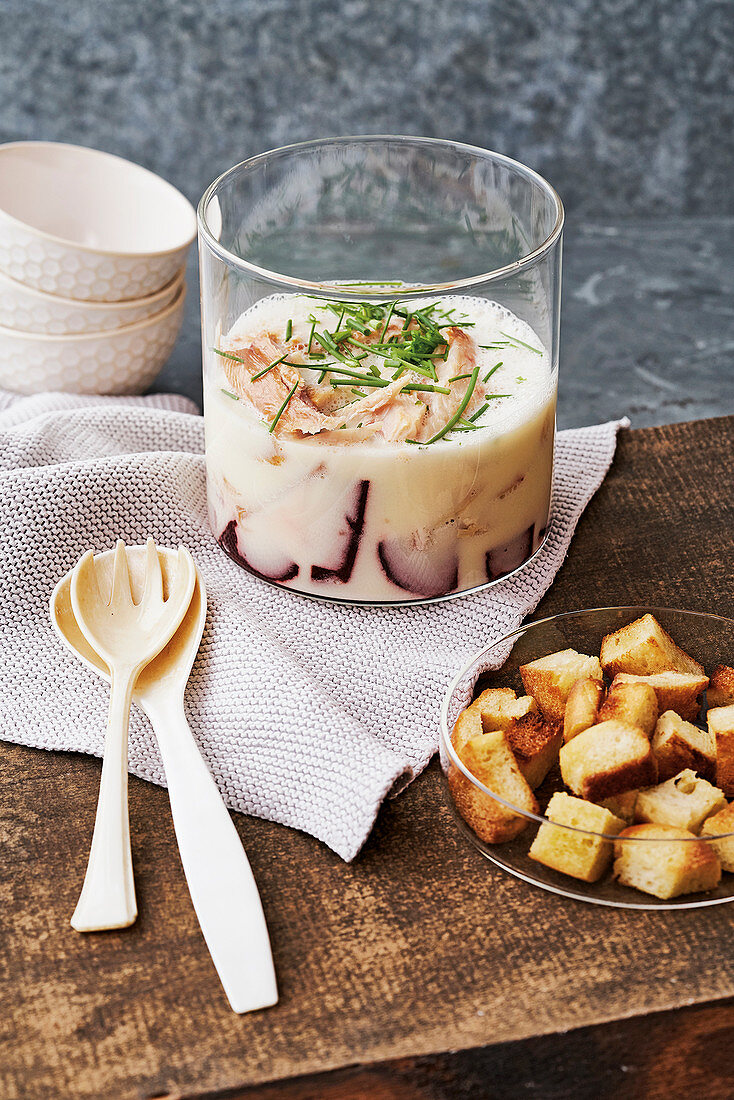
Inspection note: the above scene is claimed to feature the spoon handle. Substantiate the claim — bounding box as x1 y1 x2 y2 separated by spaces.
145 696 278 1014
71 669 137 932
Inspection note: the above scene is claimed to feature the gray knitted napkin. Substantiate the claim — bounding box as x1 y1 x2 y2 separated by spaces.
0 390 627 859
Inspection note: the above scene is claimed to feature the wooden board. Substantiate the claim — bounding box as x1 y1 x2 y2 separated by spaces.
1 415 734 1100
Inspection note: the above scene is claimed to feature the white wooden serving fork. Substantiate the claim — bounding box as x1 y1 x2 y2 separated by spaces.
51 539 278 1013
68 539 196 933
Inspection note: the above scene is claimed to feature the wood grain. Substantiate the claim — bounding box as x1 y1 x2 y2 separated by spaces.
1 416 733 1100
221 998 734 1100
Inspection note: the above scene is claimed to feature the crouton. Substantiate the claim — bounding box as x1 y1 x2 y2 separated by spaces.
505 712 563 789
451 704 484 756
707 704 734 797
564 678 606 743
598 680 658 737
452 688 539 754
598 789 639 824
700 803 734 873
520 649 603 723
613 823 721 899
652 710 716 782
708 666 734 709
529 792 626 882
612 671 708 723
472 687 538 733
635 769 726 834
559 720 657 802
447 730 538 844
600 614 704 679
559 717 655 805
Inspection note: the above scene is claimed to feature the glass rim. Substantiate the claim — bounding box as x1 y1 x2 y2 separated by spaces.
440 604 734 842
197 134 565 297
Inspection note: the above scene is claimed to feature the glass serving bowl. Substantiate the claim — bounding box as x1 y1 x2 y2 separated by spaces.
198 136 563 606
440 606 734 910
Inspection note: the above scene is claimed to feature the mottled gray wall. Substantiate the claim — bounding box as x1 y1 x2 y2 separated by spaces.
1 0 732 218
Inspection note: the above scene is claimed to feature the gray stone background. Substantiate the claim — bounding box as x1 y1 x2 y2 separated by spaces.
1 0 732 425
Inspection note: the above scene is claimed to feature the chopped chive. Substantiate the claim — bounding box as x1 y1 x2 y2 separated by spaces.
221 389 239 401
485 393 511 399
268 380 298 433
351 388 367 399
483 362 503 383
468 403 488 421
251 352 289 381
479 342 509 349
448 373 472 383
212 347 247 365
324 365 388 382
422 363 480 444
403 383 451 394
307 320 316 354
313 331 359 365
498 330 542 354
285 318 293 342
379 301 396 341
330 377 390 388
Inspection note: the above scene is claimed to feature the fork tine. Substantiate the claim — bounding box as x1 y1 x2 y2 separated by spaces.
109 540 133 609
142 537 164 605
74 549 102 603
167 545 195 608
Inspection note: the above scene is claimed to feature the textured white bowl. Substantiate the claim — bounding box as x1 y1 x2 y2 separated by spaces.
0 265 185 335
0 284 186 395
0 142 196 302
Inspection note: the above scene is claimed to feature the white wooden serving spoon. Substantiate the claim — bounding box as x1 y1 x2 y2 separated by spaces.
51 540 278 1013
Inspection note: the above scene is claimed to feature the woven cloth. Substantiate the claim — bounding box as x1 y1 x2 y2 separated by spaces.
0 390 627 859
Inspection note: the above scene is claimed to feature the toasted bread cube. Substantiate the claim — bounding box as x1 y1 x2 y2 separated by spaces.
505 712 563 789
612 671 708 723
598 680 658 737
598 789 639 823
451 705 484 756
635 769 726 834
520 649 603 723
707 704 734 797
559 720 657 801
708 665 734 709
473 688 539 733
529 793 626 882
452 689 538 753
600 614 704 679
652 711 716 782
613 823 721 899
564 678 606 743
447 730 538 844
700 803 734 872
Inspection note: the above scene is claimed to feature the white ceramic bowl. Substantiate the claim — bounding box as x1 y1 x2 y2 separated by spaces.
0 142 196 302
0 265 185 335
0 284 186 394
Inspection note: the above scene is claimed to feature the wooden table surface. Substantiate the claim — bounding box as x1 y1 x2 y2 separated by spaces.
2 415 734 1100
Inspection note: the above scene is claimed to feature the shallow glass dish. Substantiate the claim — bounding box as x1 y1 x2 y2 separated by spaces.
440 606 734 910
198 136 563 606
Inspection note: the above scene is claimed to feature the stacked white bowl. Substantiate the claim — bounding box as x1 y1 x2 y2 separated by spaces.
0 142 197 394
